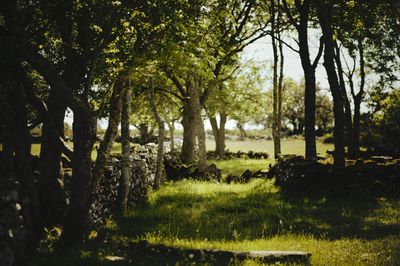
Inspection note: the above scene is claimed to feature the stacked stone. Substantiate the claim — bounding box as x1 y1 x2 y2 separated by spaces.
86 143 158 226
89 159 121 226
0 180 24 266
128 143 158 207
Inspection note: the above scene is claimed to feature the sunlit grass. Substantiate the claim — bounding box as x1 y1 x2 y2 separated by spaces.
30 138 333 158
207 138 333 157
143 234 400 266
110 179 400 265
30 142 122 160
209 158 272 176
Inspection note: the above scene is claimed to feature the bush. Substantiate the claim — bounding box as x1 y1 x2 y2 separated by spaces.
268 155 330 195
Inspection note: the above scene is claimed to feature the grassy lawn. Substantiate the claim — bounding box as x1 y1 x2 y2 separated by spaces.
63 179 399 265
207 138 333 157
31 142 123 160
30 138 399 265
209 158 271 177
31 138 333 158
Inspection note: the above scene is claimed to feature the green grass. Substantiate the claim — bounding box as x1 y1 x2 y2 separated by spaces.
30 142 122 160
30 138 333 159
29 138 398 265
206 138 333 157
209 158 272 176
83 179 400 265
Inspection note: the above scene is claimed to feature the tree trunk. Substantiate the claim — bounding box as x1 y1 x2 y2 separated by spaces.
181 98 197 164
334 42 355 158
168 122 175 153
38 90 68 226
10 81 42 247
0 134 15 180
277 9 284 157
237 122 247 140
91 80 124 221
209 114 227 158
352 40 365 158
353 98 361 157
283 0 322 159
343 98 354 157
60 108 96 247
119 79 131 214
303 69 317 159
181 80 204 165
139 123 149 145
147 88 165 190
317 3 345 169
271 0 281 159
195 112 207 171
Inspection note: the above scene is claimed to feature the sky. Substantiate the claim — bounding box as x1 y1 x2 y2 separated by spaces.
212 31 331 130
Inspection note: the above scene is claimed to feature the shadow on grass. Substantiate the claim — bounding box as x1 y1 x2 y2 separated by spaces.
115 179 400 242
31 179 400 265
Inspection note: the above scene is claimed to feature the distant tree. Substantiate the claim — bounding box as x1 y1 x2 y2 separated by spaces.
206 62 266 156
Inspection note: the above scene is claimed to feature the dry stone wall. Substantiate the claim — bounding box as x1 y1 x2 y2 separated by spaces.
88 143 160 226
0 180 25 266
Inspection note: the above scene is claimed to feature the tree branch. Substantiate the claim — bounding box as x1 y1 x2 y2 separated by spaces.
312 36 324 68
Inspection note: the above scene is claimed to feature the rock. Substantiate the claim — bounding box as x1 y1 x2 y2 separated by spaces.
130 240 311 265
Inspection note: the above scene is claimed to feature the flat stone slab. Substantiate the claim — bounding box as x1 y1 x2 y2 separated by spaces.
129 240 311 265
234 250 311 261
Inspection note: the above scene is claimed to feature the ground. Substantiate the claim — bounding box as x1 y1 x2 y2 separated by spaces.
31 139 400 265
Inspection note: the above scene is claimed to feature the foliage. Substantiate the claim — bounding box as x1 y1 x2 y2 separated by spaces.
370 88 400 150
263 78 333 134
207 62 267 127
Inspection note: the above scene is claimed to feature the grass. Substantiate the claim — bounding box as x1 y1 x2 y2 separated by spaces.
31 142 122 160
206 138 333 157
38 179 398 266
30 138 333 159
30 138 398 265
209 158 272 176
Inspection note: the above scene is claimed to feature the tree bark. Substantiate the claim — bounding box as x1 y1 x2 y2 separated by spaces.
352 40 365 158
334 42 355 158
271 0 281 159
1 77 42 248
60 108 96 247
277 7 284 157
237 122 247 140
139 123 149 145
38 90 68 226
196 114 207 171
168 122 175 153
147 88 165 190
317 3 346 169
209 114 227 158
119 78 131 214
282 0 321 159
181 98 197 164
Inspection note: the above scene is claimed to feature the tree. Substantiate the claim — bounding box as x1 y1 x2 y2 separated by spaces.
315 1 346 169
206 62 266 156
269 0 285 159
119 76 132 215
160 0 269 163
282 0 324 160
0 0 199 247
